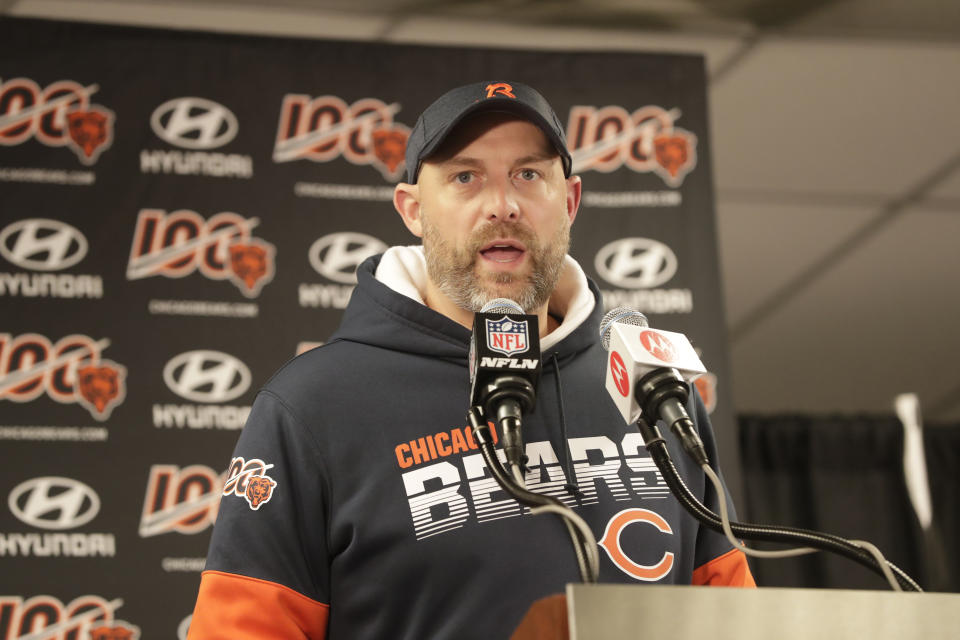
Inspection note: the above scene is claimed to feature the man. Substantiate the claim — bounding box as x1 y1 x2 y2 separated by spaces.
188 81 753 640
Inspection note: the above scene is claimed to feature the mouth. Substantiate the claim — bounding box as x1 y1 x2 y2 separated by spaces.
478 239 527 264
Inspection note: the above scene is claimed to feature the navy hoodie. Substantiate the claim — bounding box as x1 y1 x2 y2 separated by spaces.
188 252 753 640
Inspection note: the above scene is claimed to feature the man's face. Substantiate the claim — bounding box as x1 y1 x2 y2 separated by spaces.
409 113 579 313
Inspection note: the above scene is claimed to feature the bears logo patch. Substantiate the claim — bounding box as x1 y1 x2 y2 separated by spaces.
244 475 277 510
653 134 690 179
371 126 408 177
222 456 277 511
228 239 274 296
67 107 113 163
77 364 123 416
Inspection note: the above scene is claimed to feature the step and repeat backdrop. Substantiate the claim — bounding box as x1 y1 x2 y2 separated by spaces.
1 17 734 638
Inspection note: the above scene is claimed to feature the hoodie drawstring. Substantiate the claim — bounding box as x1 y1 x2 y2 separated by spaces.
551 352 583 498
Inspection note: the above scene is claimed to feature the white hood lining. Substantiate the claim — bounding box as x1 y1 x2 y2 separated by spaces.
374 245 595 349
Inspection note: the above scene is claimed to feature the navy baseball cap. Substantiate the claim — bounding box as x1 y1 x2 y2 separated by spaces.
405 80 573 183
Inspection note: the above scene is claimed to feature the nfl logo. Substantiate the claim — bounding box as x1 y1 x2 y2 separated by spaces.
486 316 529 356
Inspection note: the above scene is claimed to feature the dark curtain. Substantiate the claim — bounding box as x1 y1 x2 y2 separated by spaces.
924 422 960 591
738 414 957 592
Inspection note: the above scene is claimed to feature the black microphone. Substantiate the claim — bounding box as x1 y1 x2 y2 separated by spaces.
469 298 541 475
598 306 710 466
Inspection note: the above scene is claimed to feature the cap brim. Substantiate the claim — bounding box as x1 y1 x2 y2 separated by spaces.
417 97 571 177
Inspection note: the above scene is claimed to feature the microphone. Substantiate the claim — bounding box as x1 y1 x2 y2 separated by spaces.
599 307 710 465
469 298 541 475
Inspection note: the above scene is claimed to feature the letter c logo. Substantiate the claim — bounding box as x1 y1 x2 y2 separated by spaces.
599 508 674 581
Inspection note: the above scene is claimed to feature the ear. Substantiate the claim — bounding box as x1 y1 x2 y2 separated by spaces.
565 175 582 225
393 182 423 238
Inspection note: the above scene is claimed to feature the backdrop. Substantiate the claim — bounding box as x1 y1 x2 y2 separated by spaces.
0 17 734 639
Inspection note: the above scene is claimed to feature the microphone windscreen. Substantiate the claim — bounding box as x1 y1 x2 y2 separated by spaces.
481 298 524 315
599 307 649 351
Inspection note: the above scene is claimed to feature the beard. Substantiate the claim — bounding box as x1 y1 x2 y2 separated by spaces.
422 216 570 313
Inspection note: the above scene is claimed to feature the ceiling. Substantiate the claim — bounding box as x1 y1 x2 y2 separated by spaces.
6 0 960 422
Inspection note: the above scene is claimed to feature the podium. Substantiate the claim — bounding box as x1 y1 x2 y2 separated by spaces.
565 583 960 639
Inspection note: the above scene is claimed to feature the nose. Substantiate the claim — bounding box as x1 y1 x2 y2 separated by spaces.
485 179 519 222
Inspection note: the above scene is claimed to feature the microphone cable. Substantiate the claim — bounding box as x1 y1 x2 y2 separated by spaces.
636 417 922 592
468 407 600 584
699 462 902 591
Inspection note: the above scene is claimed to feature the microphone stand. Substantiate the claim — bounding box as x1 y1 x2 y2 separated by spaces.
467 407 599 583
475 375 535 480
635 417 923 591
599 310 921 590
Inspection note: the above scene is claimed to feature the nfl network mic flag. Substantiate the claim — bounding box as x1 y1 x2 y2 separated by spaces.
469 310 541 412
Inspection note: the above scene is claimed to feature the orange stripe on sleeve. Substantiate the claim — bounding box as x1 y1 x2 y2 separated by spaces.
188 570 330 640
691 548 756 587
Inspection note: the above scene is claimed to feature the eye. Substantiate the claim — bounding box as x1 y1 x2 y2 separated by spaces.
454 171 474 184
518 168 540 181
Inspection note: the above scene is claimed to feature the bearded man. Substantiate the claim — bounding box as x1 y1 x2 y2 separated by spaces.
188 81 753 640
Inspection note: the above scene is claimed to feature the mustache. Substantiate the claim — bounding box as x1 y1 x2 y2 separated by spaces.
467 222 536 254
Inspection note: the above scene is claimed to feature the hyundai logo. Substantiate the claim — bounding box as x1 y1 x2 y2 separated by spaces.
594 237 678 289
163 350 252 403
0 218 88 271
150 97 239 150
308 232 387 284
8 476 100 530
